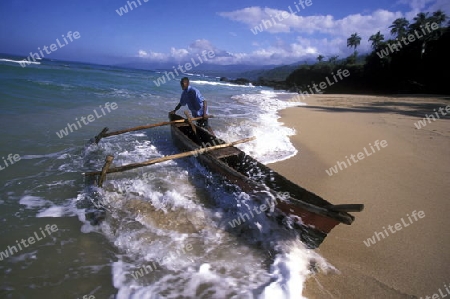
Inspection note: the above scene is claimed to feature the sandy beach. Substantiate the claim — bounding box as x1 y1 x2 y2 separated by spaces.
271 94 450 298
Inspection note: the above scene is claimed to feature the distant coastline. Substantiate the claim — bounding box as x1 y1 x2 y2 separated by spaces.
2 49 449 95
219 76 290 91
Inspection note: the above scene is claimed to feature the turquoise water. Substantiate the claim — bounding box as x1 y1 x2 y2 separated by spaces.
0 55 325 299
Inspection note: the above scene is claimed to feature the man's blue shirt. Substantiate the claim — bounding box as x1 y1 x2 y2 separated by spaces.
179 86 207 117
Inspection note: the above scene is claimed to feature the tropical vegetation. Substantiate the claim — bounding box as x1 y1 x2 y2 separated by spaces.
282 10 450 94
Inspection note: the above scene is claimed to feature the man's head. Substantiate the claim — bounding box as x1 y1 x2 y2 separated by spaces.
180 77 189 90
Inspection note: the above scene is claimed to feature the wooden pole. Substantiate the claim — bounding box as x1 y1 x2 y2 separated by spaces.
98 155 114 187
328 204 364 212
83 136 256 177
184 111 197 135
93 115 213 143
94 127 109 144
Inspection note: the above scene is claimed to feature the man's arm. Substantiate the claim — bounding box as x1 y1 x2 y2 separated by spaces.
203 101 208 118
170 103 182 114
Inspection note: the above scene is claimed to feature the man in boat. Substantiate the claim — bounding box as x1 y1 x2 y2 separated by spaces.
170 77 214 135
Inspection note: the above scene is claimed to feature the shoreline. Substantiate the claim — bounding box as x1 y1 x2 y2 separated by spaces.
270 94 450 298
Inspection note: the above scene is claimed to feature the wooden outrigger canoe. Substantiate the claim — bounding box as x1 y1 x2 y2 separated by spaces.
169 113 364 247
86 113 363 247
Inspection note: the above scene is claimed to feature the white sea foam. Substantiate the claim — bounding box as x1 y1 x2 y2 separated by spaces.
19 194 79 218
0 58 41 65
191 79 256 88
98 150 325 298
19 195 52 208
36 205 68 217
8 73 321 298
20 148 72 160
9 250 38 263
217 90 306 164
259 240 336 299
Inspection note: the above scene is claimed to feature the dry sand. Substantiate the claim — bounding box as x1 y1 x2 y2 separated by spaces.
270 94 450 298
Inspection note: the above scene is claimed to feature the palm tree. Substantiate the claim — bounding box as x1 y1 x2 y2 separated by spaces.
368 31 385 49
432 10 447 26
426 10 448 40
317 55 324 63
409 12 443 56
328 55 339 64
409 12 430 32
389 18 409 39
347 33 361 53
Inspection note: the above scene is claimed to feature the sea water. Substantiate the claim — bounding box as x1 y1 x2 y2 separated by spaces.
0 54 333 299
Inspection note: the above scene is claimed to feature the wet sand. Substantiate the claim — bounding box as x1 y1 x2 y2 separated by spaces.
270 94 450 298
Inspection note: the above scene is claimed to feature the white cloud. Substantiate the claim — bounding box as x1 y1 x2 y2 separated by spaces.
137 50 167 60
401 0 450 19
137 37 364 66
189 39 215 51
397 0 435 12
138 50 148 57
220 7 403 38
217 7 405 62
137 39 233 64
138 1 449 66
295 36 350 58
204 42 318 65
216 5 420 63
137 39 320 66
428 0 450 14
137 47 188 61
169 47 189 59
218 6 265 25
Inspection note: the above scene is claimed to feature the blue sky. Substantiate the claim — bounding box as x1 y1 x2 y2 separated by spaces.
0 0 449 66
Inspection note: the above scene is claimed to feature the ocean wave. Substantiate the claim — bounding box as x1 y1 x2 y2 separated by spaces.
260 89 292 95
0 58 41 66
96 169 326 299
190 80 255 88
1 61 321 299
19 195 53 209
21 148 73 160
18 195 78 218
218 92 305 164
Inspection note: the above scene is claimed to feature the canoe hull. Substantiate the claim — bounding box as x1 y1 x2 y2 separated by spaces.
169 114 355 247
